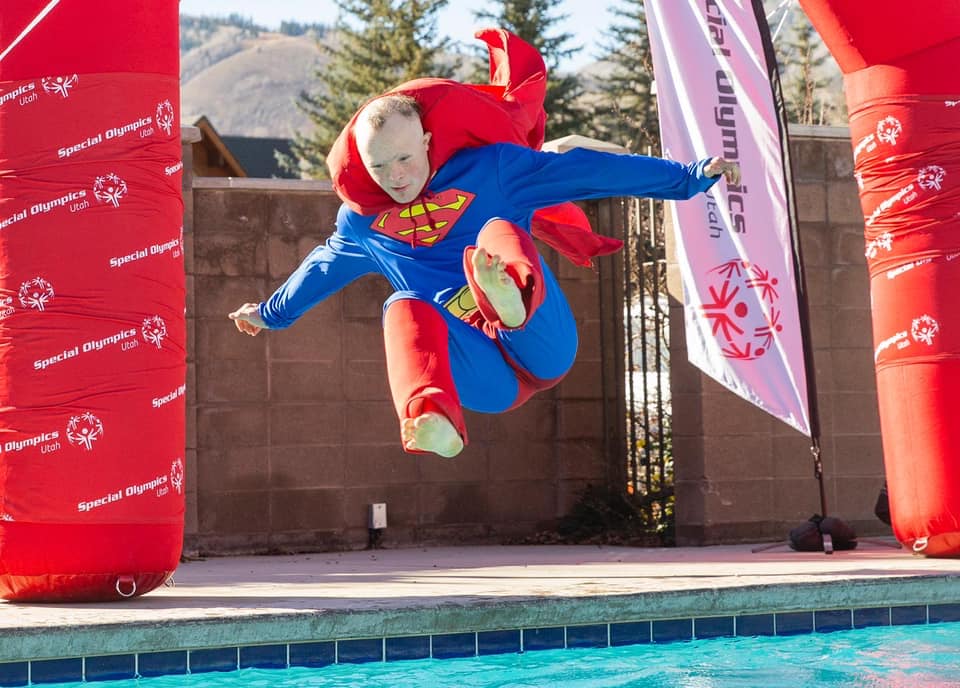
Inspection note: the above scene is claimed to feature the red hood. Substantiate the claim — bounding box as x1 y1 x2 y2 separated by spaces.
325 28 622 266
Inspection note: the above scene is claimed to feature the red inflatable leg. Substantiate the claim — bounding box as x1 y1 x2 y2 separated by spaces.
383 298 468 451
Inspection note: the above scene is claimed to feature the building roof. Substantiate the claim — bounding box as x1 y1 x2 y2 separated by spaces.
221 135 298 179
192 116 298 179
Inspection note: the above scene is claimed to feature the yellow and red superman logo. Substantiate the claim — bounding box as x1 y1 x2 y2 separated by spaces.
370 189 476 247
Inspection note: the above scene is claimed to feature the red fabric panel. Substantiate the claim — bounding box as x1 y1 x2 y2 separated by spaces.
799 0 960 75
802 1 960 555
854 97 960 556
0 1 179 79
0 3 184 599
0 523 179 601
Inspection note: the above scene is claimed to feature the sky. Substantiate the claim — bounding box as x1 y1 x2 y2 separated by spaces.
178 0 621 71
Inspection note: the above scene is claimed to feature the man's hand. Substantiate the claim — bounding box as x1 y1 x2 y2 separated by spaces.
704 157 741 186
229 302 268 336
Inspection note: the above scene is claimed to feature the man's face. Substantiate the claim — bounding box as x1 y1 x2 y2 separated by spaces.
356 112 432 204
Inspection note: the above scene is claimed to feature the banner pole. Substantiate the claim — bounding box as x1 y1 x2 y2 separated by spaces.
749 0 828 514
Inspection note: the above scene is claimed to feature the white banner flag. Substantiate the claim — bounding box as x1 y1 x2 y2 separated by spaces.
646 0 811 434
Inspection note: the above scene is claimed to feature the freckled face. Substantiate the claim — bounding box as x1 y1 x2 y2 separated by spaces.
356 113 432 204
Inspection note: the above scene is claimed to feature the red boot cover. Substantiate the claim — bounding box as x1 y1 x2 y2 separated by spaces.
383 299 468 452
462 219 544 337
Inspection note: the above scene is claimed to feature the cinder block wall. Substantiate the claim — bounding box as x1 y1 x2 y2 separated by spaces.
671 127 888 545
182 174 624 554
179 126 886 553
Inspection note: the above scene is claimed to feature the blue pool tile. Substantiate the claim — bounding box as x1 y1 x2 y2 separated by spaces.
478 630 521 656
566 624 608 648
0 662 28 687
30 658 82 685
695 616 734 639
189 647 238 673
523 627 565 651
737 614 775 637
337 638 383 664
385 636 430 662
891 605 927 626
853 607 890 629
777 611 814 635
138 651 187 677
85 654 136 681
288 642 335 668
431 633 476 659
653 618 693 643
815 609 852 633
610 621 651 646
240 644 287 669
930 603 960 623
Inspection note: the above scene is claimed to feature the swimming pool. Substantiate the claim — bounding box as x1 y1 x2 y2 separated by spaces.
22 621 960 687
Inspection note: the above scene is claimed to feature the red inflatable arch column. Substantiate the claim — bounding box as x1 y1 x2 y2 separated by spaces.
800 1 960 556
0 2 185 599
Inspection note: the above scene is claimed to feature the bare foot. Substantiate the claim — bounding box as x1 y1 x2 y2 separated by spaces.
471 247 525 328
401 412 464 458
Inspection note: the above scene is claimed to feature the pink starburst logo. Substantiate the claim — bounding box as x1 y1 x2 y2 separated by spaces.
699 259 785 361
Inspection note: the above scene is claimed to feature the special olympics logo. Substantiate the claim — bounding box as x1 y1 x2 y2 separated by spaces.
93 173 128 207
41 74 78 98
66 412 104 451
876 116 902 146
865 232 894 259
156 100 175 136
917 165 946 192
170 458 184 495
911 314 940 346
142 315 167 348
700 259 785 361
18 277 54 311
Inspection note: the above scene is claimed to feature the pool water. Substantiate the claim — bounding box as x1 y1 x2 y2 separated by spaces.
41 622 960 687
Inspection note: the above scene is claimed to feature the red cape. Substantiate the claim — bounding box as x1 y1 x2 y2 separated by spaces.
324 28 622 267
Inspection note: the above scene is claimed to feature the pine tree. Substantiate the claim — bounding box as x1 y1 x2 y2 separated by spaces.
473 0 587 139
593 0 659 153
775 14 844 125
281 0 455 178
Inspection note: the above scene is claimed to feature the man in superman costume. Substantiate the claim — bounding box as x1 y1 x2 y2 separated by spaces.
230 29 740 457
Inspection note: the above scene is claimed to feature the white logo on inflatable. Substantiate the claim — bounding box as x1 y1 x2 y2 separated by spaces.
18 277 54 311
876 116 902 146
156 100 175 136
142 315 167 348
917 165 946 192
0 513 12 522
865 232 894 259
41 74 78 98
0 296 13 320
93 173 128 207
171 458 184 495
911 314 940 346
66 412 104 451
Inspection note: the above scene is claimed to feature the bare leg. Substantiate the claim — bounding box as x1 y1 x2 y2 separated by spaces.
471 247 525 328
401 412 464 457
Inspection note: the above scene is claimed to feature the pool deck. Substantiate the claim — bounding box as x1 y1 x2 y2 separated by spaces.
3 539 960 663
